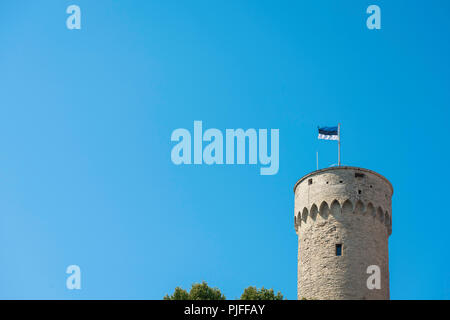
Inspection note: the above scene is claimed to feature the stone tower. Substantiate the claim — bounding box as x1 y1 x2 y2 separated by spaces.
294 166 393 300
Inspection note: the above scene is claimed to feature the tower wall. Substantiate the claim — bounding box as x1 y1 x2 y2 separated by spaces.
294 167 393 300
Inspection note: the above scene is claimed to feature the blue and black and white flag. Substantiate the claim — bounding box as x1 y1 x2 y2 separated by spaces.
318 126 339 140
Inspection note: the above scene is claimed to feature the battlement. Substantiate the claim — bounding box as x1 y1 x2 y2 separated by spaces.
293 166 393 195
294 166 393 235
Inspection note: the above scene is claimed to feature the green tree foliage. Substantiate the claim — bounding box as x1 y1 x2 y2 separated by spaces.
164 281 226 300
240 286 284 300
164 282 285 300
163 287 189 300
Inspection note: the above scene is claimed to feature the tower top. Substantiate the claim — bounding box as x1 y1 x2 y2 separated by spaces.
293 166 393 195
293 166 394 299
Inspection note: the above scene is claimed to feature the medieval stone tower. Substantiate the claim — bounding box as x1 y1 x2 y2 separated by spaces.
294 166 393 300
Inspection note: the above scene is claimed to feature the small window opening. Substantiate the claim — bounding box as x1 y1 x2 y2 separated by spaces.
326 181 329 184
336 244 342 256
308 178 313 185
339 180 343 183
358 190 362 195
355 172 365 178
370 185 373 188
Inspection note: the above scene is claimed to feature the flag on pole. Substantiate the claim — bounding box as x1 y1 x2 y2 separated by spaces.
318 126 339 140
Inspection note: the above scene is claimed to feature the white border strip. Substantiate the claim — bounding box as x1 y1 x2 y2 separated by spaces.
318 133 338 140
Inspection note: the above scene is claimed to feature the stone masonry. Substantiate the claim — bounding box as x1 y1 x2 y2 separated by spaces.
293 166 393 300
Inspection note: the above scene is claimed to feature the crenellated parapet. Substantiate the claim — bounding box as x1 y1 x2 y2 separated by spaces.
294 166 393 236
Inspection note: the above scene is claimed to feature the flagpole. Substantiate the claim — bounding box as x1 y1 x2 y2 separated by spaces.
316 151 319 170
338 123 341 166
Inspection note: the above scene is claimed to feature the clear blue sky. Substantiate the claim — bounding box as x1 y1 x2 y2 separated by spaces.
0 0 449 299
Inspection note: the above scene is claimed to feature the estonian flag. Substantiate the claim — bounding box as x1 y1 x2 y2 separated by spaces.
318 126 339 140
